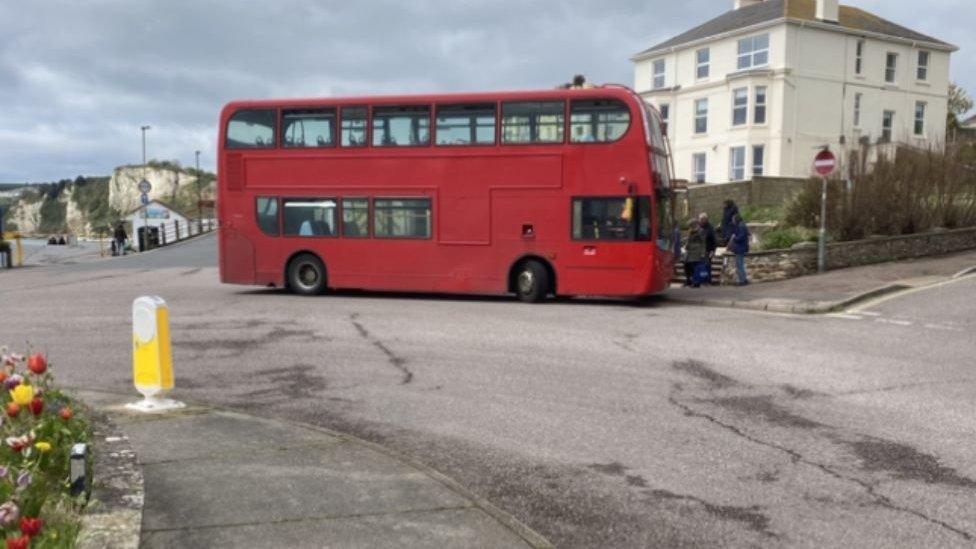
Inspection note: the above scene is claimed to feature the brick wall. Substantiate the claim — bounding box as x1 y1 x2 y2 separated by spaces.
720 227 976 284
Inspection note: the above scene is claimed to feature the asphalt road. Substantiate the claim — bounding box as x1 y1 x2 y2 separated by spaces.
2 233 974 547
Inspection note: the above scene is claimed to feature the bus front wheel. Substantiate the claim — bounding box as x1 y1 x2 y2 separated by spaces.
515 260 549 303
287 253 327 295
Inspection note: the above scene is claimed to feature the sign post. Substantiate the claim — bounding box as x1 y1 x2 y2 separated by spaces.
813 148 837 273
138 179 152 251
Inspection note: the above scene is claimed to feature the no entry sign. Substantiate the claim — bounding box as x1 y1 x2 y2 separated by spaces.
813 149 837 176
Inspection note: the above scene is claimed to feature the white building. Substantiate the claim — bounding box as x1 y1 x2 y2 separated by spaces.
632 0 956 183
125 199 193 244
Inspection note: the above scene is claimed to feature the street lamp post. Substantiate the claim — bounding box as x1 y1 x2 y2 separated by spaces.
139 125 151 251
195 150 202 232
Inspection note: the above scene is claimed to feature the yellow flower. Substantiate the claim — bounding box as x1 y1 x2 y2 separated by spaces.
35 441 51 453
10 385 33 406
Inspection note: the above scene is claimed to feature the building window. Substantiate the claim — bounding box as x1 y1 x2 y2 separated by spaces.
570 99 631 143
732 88 748 126
882 110 895 143
373 106 430 147
737 34 770 70
341 107 368 147
374 199 431 239
283 109 336 148
729 147 746 181
693 153 707 183
917 51 929 81
653 59 666 89
659 103 670 134
696 48 710 79
255 197 279 236
342 198 369 238
694 99 708 134
283 199 337 237
914 102 926 136
502 101 565 144
853 93 862 127
855 40 864 75
226 109 276 149
572 198 637 241
436 104 496 146
754 86 767 124
752 145 764 177
885 53 898 84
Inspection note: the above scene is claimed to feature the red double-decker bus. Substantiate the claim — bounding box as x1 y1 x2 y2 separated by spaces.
218 85 675 302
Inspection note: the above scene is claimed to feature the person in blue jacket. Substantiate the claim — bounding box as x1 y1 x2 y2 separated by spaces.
721 199 739 244
729 214 750 286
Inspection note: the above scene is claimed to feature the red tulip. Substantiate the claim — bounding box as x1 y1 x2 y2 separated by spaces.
5 536 30 549
60 406 73 421
28 398 43 416
27 354 46 375
19 517 43 536
0 372 8 384
6 402 20 418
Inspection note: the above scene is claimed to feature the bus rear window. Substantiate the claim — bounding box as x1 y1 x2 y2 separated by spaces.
283 109 336 148
226 109 276 149
570 100 630 143
502 101 564 144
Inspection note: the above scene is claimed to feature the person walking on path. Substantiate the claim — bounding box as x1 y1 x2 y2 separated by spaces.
721 199 739 244
114 222 128 256
684 221 707 288
698 213 717 285
729 214 750 286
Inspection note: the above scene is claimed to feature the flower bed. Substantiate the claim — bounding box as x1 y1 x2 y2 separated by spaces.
1 347 91 548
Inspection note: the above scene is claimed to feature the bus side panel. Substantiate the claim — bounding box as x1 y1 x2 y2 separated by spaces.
219 228 256 285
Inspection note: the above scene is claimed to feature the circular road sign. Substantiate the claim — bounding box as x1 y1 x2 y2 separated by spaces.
813 149 837 176
138 179 152 193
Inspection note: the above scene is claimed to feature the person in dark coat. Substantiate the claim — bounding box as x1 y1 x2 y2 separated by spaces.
729 214 750 286
698 213 717 285
683 221 706 288
721 199 739 243
114 222 128 256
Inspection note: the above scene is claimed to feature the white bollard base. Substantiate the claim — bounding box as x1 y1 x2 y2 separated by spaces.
125 395 186 413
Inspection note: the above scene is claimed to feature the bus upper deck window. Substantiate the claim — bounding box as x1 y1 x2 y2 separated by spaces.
373 106 431 147
283 109 336 148
226 109 276 149
502 101 565 144
341 107 368 148
436 104 496 146
570 100 631 143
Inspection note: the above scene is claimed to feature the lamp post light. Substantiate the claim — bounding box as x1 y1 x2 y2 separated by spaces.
140 125 151 167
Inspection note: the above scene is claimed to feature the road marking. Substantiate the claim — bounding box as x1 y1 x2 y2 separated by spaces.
858 311 881 317
922 323 962 331
849 272 976 313
826 313 863 320
875 318 912 326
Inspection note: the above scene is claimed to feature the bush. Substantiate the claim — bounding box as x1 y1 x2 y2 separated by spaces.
759 226 816 250
786 145 976 241
740 204 785 223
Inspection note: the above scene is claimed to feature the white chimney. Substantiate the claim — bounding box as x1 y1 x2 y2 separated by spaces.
816 0 839 22
734 0 764 9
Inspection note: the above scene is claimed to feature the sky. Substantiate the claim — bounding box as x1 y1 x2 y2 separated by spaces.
0 0 972 182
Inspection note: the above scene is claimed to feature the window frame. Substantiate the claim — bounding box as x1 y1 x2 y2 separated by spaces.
255 196 280 237
696 48 710 79
754 86 767 125
729 146 746 181
340 197 371 238
501 100 566 146
692 153 707 184
281 107 338 149
737 34 770 71
652 59 666 89
732 88 748 126
281 197 340 239
569 99 632 145
226 108 278 150
340 106 369 148
885 52 898 84
434 103 498 147
372 197 433 240
694 98 708 135
752 145 765 177
917 51 930 81
570 196 648 242
371 105 432 148
853 93 862 128
855 40 865 75
881 110 895 143
914 101 926 137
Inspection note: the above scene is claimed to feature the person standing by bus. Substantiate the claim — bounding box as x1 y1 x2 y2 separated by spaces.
114 222 128 256
729 214 750 286
683 221 706 288
698 212 717 285
721 199 739 244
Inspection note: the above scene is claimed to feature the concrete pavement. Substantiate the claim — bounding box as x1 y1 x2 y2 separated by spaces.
665 249 976 312
76 390 551 549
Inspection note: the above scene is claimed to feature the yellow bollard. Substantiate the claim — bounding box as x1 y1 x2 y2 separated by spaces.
125 296 185 412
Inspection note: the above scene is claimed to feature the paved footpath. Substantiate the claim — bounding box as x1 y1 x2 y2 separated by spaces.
665 249 976 313
77 391 551 549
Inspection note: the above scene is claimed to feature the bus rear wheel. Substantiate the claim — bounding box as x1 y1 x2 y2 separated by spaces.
515 260 550 303
287 253 327 295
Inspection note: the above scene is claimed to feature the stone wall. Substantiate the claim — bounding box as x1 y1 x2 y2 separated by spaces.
720 227 976 284
675 177 808 223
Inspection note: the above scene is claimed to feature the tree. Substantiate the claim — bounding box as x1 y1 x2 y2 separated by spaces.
947 82 973 138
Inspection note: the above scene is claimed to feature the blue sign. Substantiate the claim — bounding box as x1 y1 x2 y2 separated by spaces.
140 193 150 206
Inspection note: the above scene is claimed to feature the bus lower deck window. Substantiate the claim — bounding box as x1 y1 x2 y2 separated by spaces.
374 199 431 238
572 197 640 241
342 198 369 237
283 199 337 237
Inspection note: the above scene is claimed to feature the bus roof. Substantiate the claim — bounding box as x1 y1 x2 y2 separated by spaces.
220 85 641 115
